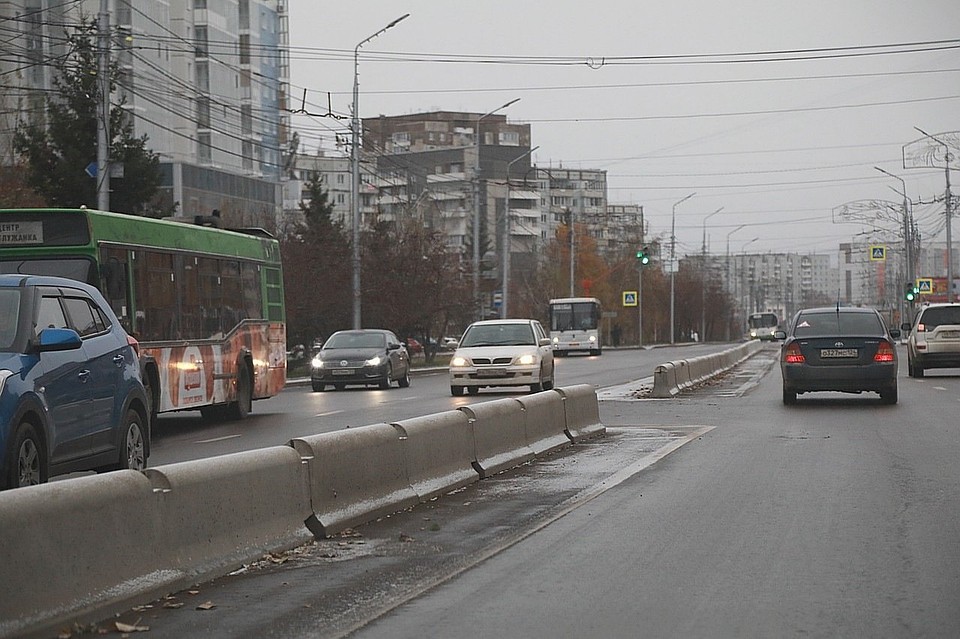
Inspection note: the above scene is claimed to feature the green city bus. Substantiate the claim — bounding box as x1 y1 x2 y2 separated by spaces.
0 208 286 422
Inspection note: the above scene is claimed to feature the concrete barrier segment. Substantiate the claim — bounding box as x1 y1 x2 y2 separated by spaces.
291 423 419 538
0 471 164 639
651 361 680 398
391 410 480 502
552 384 605 441
516 390 574 455
458 398 535 478
144 445 313 578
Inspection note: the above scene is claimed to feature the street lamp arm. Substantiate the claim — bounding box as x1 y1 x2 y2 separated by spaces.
355 13 410 53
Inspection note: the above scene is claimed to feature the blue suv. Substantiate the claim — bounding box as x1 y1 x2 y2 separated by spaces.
0 275 150 489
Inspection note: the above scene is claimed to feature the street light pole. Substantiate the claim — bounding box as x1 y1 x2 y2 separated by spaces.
875 166 915 317
351 13 409 330
741 237 759 321
670 192 696 344
701 207 724 342
473 98 520 321
501 146 539 318
914 127 954 302
725 224 745 341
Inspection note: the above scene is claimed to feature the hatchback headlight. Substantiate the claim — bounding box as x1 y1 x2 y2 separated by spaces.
365 356 382 366
451 356 469 367
311 356 324 369
517 354 537 366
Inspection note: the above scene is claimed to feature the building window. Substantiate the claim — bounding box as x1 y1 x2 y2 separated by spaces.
499 131 520 146
198 132 212 162
195 26 208 57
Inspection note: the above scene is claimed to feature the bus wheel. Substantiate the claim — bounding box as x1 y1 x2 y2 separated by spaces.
226 363 252 420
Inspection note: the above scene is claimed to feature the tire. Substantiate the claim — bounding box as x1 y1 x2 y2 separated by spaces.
334 383 345 391
467 386 480 395
451 385 465 396
907 359 915 378
543 373 554 391
398 365 410 388
4 422 46 489
782 387 797 405
311 380 325 392
880 385 898 405
914 362 925 378
226 363 252 421
531 369 544 393
108 409 147 472
142 366 158 430
379 364 392 389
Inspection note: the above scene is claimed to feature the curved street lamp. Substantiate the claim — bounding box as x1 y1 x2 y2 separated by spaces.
351 14 410 329
669 192 696 344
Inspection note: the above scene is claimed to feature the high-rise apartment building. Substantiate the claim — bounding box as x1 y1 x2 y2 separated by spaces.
1 0 290 228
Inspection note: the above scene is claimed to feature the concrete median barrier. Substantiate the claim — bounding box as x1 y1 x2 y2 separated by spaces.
144 445 313 577
459 398 535 478
553 384 606 441
0 471 162 639
651 341 764 397
291 423 419 538
392 411 481 502
516 390 573 455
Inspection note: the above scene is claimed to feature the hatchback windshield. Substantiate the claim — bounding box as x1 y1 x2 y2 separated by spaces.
461 323 535 347
793 311 884 338
0 289 20 350
324 332 386 349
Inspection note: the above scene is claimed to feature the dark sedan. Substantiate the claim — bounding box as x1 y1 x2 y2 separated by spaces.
310 329 411 391
776 306 900 405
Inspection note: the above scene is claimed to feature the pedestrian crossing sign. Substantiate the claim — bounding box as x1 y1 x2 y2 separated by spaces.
869 245 886 261
916 278 933 294
623 291 638 307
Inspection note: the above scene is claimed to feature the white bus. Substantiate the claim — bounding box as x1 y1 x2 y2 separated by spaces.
548 297 602 356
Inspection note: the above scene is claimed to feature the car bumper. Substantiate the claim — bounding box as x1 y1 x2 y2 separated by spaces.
912 350 960 369
782 363 897 392
312 365 389 386
449 365 541 388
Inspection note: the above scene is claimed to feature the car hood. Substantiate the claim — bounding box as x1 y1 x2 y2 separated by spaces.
317 347 383 361
0 351 26 374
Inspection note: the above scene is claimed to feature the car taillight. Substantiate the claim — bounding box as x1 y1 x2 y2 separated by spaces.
784 343 805 364
126 334 141 358
874 341 895 363
916 323 926 332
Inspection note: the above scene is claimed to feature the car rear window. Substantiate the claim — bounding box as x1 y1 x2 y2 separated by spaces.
918 306 960 328
793 311 884 338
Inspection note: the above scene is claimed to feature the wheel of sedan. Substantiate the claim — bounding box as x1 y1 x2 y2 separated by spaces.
451 385 465 396
4 422 46 489
311 380 325 392
379 364 393 389
880 385 898 405
398 365 410 388
782 387 797 405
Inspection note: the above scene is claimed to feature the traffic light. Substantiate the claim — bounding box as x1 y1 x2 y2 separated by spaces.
904 283 919 302
635 247 650 265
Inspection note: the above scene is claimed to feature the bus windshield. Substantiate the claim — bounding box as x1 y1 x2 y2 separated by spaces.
548 297 603 356
550 301 599 332
748 313 778 329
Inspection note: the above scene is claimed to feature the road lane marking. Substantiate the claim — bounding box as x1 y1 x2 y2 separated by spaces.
315 410 344 418
194 434 242 444
934 386 947 391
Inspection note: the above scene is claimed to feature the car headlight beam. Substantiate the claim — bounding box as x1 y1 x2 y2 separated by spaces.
365 356 382 367
517 354 536 366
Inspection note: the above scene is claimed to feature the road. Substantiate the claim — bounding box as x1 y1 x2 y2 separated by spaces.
148 343 727 465
89 344 960 638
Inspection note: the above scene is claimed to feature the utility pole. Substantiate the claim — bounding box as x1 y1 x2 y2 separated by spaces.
913 127 954 302
670 192 695 344
96 0 110 211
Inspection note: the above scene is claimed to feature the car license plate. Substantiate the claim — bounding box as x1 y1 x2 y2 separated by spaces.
477 368 505 377
820 348 858 358
333 369 352 375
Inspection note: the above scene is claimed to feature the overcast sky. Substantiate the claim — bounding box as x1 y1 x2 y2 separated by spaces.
287 1 960 261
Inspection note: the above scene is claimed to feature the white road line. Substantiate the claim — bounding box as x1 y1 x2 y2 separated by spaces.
934 386 947 391
194 434 242 444
314 410 344 418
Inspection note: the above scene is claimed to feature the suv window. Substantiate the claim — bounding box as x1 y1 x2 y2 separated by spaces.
62 295 108 337
917 306 960 329
793 311 883 338
36 295 69 331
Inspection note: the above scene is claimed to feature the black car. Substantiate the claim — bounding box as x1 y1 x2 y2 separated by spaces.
310 329 411 391
776 306 900 405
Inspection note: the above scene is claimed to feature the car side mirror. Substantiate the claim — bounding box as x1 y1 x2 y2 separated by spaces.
773 330 787 341
539 337 552 347
889 328 901 339
37 327 83 352
900 322 911 332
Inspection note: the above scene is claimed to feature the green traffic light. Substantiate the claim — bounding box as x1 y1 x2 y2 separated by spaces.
636 247 650 265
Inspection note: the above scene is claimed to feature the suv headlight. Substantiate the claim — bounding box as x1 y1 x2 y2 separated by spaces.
365 356 382 366
311 356 324 369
